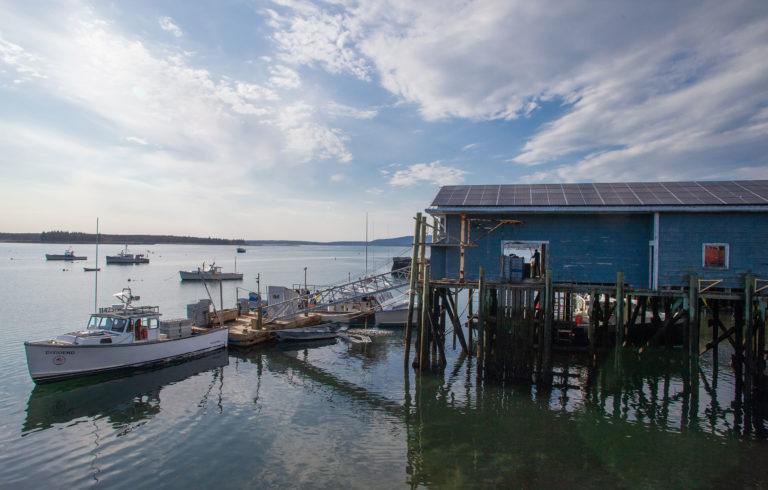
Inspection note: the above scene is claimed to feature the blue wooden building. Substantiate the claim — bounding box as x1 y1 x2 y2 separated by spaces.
427 180 768 289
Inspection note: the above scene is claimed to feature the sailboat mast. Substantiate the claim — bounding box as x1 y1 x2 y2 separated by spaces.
94 217 99 313
365 212 368 276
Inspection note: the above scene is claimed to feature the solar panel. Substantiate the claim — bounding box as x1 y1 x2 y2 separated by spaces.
429 181 768 208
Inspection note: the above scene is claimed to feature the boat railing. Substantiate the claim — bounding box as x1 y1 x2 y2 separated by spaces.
98 305 160 315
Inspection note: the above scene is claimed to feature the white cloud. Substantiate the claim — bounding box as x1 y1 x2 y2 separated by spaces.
462 143 477 151
0 6 353 169
326 101 377 119
389 160 467 186
268 64 301 88
158 16 183 37
330 173 347 182
274 102 352 163
0 33 45 83
125 136 147 145
268 0 768 181
266 2 370 80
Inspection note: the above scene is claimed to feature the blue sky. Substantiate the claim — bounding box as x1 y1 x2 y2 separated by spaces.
1 0 767 240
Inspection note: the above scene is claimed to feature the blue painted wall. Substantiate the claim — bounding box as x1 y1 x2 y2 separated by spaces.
430 210 768 288
658 212 768 288
431 213 652 287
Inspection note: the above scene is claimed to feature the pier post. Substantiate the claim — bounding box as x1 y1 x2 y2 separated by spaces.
734 300 744 398
745 274 755 400
467 289 474 351
414 264 431 372
588 288 596 356
476 267 486 381
616 271 625 348
688 275 699 361
541 269 553 382
459 214 467 281
404 213 421 367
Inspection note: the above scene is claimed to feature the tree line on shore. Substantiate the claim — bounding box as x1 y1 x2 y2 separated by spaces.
0 231 245 245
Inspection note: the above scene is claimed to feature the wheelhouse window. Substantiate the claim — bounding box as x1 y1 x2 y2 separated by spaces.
703 243 729 269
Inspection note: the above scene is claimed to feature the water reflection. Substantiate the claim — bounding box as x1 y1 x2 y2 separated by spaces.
401 348 768 488
23 350 228 434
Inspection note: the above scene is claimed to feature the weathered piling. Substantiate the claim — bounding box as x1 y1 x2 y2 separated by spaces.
404 212 421 367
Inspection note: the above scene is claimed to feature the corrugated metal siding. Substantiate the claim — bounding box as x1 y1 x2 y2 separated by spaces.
431 213 652 286
658 213 768 288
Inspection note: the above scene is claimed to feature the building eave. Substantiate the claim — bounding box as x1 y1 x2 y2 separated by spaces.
426 205 768 215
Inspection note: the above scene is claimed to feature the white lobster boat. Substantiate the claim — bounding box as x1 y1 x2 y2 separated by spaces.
24 288 228 384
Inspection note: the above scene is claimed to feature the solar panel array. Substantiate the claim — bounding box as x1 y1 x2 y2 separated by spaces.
431 181 768 207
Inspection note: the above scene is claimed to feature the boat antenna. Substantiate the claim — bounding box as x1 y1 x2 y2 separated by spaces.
365 212 368 276
94 217 99 313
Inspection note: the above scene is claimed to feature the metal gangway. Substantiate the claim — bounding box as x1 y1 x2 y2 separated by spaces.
261 266 411 322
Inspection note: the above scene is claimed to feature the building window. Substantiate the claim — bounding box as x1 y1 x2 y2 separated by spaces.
703 243 729 269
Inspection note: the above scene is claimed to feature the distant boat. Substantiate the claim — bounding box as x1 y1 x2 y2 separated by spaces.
179 263 243 281
106 246 149 265
236 247 246 253
45 248 86 261
83 267 101 272
275 322 342 341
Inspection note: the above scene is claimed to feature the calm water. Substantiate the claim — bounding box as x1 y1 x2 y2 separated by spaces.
1 243 767 488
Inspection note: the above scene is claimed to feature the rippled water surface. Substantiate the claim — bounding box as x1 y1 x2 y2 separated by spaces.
1 243 767 488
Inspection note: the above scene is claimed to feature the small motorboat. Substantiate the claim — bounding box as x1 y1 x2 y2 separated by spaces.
275 322 342 341
83 267 101 272
45 248 86 261
24 288 227 383
106 246 149 264
236 247 246 253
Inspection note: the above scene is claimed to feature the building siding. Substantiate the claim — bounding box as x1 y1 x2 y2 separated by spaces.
658 212 768 288
431 213 653 287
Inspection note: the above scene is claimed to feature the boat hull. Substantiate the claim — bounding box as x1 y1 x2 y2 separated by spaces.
106 256 149 264
179 271 243 281
374 307 417 327
46 254 86 261
25 328 228 383
276 323 342 341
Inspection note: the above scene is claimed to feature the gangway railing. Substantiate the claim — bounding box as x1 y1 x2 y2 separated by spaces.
259 266 411 322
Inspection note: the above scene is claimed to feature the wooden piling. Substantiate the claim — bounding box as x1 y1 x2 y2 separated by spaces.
476 267 486 381
688 275 699 360
616 271 625 348
415 264 431 372
745 274 755 399
467 289 474 351
404 213 421 367
542 269 553 381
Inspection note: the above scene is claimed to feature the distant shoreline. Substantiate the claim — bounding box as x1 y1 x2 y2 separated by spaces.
0 232 414 247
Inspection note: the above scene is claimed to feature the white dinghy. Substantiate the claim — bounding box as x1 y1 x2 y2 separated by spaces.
24 288 227 384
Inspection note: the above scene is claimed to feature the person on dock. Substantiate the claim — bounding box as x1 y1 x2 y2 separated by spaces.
531 249 541 278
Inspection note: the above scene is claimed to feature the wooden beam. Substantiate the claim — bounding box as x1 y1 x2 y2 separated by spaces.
442 289 469 355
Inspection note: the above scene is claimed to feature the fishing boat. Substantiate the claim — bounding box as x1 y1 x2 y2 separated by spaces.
373 288 415 327
106 246 149 264
179 263 243 281
374 303 416 327
45 248 86 261
275 322 342 341
24 288 228 384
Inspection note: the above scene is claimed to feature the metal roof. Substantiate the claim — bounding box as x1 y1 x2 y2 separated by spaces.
430 181 768 208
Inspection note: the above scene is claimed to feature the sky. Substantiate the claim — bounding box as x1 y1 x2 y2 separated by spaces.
1 0 767 241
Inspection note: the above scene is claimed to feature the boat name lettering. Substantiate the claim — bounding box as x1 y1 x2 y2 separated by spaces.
46 350 75 355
